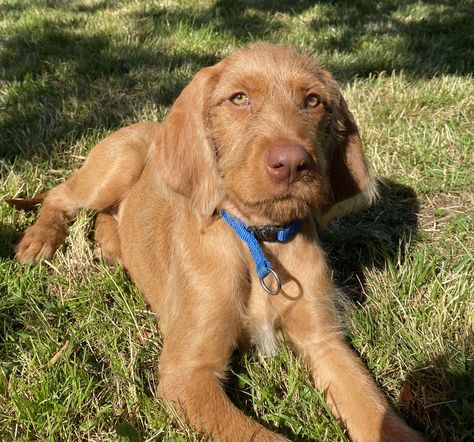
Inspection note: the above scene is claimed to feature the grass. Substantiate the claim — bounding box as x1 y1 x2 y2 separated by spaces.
0 0 473 440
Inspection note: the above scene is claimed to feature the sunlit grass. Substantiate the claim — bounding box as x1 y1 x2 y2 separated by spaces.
1 0 473 440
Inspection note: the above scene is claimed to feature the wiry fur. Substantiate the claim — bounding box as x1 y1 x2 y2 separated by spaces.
11 44 422 442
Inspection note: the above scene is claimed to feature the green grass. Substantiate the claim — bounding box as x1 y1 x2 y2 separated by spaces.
1 0 473 440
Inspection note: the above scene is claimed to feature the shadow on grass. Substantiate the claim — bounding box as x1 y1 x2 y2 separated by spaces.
1 0 472 162
322 181 473 441
0 223 17 260
399 346 474 441
0 16 217 161
133 0 474 80
306 0 474 79
321 178 420 302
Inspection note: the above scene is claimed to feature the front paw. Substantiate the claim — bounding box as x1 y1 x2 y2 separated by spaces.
15 223 66 264
381 412 424 442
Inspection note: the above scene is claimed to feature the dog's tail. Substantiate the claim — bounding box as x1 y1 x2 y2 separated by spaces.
5 192 47 211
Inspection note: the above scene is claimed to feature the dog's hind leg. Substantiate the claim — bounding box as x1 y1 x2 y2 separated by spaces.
14 122 158 264
94 211 122 266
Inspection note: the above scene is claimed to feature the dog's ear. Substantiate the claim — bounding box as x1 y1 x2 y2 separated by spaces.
318 92 378 229
150 65 222 219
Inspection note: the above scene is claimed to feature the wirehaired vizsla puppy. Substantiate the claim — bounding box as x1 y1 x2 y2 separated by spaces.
12 44 422 441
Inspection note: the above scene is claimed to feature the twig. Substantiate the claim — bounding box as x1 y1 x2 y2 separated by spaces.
47 340 70 368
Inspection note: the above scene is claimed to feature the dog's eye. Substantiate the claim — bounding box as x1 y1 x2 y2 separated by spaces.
230 93 250 107
304 94 320 108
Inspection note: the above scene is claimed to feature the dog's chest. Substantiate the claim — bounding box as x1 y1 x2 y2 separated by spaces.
242 288 280 355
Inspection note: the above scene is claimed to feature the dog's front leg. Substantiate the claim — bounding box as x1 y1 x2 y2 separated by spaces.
155 280 288 442
280 293 422 442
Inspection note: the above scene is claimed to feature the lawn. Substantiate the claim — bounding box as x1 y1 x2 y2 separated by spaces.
0 0 473 441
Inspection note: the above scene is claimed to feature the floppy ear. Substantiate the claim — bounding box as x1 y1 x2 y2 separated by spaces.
318 93 378 229
149 65 222 219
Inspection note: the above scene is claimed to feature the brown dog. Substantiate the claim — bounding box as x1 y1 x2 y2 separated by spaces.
12 44 422 441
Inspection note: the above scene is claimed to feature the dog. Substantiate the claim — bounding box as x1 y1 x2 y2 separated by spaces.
10 44 422 441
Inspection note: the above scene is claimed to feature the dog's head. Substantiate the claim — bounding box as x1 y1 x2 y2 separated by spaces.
152 44 377 227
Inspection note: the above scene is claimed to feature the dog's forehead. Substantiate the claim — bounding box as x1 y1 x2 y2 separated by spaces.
216 44 333 96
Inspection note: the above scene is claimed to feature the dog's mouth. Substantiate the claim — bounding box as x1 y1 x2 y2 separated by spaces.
226 174 323 225
220 139 325 224
266 171 317 198
265 183 321 219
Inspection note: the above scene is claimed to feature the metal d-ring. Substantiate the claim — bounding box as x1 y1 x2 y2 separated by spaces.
259 268 282 295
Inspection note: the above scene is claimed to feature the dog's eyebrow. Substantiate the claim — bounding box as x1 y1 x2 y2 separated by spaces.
221 76 267 94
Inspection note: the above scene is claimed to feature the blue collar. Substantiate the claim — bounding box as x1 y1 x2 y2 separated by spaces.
220 210 301 295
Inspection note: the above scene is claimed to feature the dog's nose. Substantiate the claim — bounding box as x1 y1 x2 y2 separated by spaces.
266 141 310 185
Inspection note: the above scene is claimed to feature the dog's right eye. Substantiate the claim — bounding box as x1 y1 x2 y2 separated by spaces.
304 94 320 108
230 93 250 107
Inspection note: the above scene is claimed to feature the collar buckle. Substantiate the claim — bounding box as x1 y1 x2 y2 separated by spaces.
248 219 301 243
248 224 280 242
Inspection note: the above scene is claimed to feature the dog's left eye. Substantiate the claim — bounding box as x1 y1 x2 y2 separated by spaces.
304 94 320 108
230 93 250 107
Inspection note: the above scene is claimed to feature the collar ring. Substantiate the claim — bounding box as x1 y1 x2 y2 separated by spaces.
259 268 281 295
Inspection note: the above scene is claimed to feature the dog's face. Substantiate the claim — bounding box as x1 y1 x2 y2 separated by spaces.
208 45 338 223
155 44 375 225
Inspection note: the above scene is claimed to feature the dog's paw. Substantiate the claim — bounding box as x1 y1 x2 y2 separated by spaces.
15 224 66 264
382 413 424 442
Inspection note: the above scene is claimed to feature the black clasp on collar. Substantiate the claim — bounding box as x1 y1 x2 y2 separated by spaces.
248 219 301 243
248 224 284 242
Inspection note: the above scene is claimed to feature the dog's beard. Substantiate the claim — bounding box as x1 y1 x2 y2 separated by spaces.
244 179 324 224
